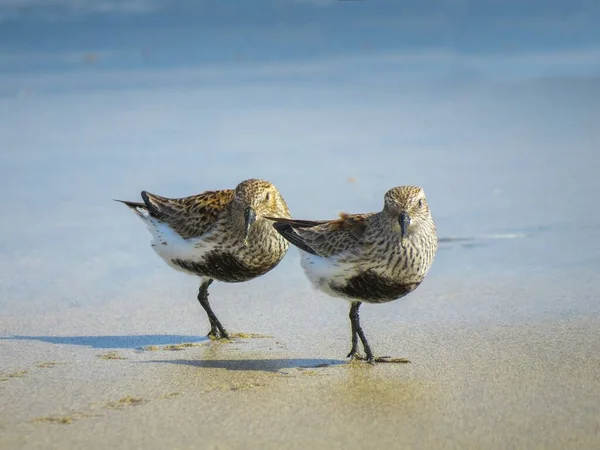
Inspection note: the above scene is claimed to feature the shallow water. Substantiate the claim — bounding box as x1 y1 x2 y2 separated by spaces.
1 78 599 322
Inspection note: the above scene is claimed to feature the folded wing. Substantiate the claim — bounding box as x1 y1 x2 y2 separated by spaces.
116 189 235 240
266 213 371 257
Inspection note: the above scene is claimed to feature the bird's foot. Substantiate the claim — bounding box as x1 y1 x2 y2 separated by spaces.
348 351 374 365
346 348 361 360
371 355 411 364
207 326 230 340
219 329 230 340
349 355 411 364
207 330 220 340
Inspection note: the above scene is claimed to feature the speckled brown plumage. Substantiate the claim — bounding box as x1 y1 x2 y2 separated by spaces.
116 179 291 339
140 189 236 240
267 185 438 363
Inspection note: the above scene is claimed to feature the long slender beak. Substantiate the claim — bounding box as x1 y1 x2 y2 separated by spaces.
243 207 257 245
399 211 411 239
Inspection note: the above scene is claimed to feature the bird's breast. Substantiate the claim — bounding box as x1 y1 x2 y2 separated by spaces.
330 270 421 303
171 252 273 282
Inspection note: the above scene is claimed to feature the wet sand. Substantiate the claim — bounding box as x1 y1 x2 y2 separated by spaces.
2 267 599 450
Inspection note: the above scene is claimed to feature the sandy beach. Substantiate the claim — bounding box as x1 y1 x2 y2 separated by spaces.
2 241 600 449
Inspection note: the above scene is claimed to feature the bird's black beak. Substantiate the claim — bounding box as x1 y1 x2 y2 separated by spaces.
243 207 257 245
399 211 411 239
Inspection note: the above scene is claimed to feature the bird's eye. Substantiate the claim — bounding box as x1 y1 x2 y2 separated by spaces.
265 192 271 202
418 199 423 208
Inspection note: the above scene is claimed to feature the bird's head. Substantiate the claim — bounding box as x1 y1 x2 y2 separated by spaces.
233 179 289 245
382 185 431 245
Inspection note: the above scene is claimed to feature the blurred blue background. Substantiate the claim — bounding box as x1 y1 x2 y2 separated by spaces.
1 0 599 321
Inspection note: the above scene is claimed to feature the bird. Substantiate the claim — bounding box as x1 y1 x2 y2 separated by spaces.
266 185 437 363
116 179 291 339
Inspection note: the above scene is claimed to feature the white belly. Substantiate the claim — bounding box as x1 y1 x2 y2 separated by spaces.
299 250 357 300
140 213 215 275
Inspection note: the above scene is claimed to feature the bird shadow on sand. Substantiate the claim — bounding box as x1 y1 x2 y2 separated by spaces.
145 358 345 373
1 335 208 349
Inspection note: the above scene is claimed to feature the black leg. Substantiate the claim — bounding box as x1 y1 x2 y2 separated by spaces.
197 279 229 339
348 301 373 361
350 302 374 363
347 302 410 364
208 322 219 338
347 302 360 359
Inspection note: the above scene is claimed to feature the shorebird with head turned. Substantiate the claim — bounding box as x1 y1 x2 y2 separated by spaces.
116 179 291 339
267 186 437 363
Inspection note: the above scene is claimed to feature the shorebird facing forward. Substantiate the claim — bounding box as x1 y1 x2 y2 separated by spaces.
267 186 437 363
116 179 291 339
